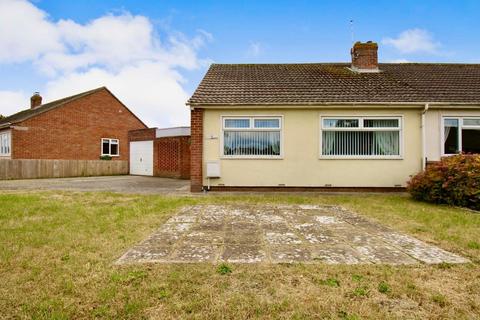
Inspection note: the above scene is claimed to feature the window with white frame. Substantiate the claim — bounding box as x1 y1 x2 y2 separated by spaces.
443 117 480 155
222 116 282 157
101 138 119 156
320 117 402 158
0 131 11 156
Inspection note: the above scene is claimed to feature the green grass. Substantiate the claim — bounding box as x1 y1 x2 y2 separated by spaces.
0 191 479 319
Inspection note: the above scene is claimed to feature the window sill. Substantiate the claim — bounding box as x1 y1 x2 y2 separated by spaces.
101 154 120 157
319 156 403 160
221 156 283 160
441 153 459 157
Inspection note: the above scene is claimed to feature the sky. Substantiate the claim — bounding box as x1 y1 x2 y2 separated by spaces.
0 0 479 127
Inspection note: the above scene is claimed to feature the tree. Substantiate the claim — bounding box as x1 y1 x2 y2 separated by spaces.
0 114 5 120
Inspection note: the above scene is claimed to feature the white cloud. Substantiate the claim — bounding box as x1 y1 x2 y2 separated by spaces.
383 29 440 54
246 41 263 57
0 0 62 63
0 90 29 117
44 62 190 127
0 0 211 127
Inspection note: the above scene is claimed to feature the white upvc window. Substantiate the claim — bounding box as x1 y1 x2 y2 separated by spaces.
101 138 119 156
442 117 480 155
0 131 11 156
221 116 282 158
320 116 402 159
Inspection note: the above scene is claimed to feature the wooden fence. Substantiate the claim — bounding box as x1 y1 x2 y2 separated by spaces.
0 159 128 180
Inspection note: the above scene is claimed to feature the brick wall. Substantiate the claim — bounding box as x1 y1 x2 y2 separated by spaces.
128 128 156 141
154 136 190 179
11 89 146 160
190 108 203 191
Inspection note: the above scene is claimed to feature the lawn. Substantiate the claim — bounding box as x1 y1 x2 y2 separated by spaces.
0 191 479 319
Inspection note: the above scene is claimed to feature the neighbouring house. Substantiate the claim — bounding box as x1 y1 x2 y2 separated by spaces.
0 87 147 161
128 126 191 179
187 41 480 192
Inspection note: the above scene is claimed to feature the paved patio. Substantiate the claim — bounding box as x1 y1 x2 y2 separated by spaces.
117 204 469 265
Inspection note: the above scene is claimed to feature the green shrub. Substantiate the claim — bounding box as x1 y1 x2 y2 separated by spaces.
99 155 112 160
407 154 480 210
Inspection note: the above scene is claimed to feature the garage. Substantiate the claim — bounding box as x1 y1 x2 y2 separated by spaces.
129 140 153 176
128 127 190 178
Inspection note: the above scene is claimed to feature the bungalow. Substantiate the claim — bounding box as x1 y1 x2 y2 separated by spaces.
186 41 480 192
0 87 146 161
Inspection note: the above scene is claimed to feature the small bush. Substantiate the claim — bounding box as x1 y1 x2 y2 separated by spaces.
99 155 112 160
407 154 480 210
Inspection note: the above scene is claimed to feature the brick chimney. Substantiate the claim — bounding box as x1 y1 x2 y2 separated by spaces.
350 41 379 72
30 92 42 109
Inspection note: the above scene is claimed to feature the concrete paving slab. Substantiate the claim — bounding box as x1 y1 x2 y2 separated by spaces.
221 244 267 263
310 245 369 264
270 245 312 263
171 244 220 263
117 204 469 265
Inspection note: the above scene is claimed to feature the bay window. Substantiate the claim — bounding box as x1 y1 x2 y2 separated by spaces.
443 117 480 155
0 131 11 156
320 117 402 158
101 138 119 156
222 116 282 158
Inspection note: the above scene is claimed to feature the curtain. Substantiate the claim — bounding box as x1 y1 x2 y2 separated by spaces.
373 131 399 155
444 126 451 143
322 131 335 155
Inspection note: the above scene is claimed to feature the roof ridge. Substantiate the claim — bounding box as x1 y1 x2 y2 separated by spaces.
210 62 480 66
0 86 107 126
35 86 106 109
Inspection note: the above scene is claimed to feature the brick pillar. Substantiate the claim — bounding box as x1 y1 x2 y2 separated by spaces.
190 108 203 192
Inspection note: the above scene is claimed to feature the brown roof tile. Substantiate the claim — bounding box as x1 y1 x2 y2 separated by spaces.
187 63 480 105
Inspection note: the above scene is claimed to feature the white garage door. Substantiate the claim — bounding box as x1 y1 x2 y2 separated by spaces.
130 141 153 176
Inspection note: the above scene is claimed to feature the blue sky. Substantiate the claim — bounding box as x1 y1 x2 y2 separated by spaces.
0 0 479 126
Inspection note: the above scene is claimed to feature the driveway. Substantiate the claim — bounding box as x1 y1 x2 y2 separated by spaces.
0 175 190 194
118 204 468 265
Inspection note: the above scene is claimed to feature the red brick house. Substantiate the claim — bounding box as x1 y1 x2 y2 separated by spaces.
0 87 147 161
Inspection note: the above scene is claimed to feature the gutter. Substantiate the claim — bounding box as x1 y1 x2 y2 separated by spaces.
0 122 12 130
421 103 430 170
187 101 480 109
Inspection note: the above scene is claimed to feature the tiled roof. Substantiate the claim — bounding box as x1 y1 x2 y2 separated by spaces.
187 63 480 105
0 87 106 127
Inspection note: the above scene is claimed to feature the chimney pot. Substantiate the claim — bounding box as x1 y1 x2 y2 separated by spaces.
351 41 379 72
30 92 42 109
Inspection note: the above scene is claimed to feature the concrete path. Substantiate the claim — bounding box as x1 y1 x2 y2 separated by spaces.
0 175 190 194
117 204 469 265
